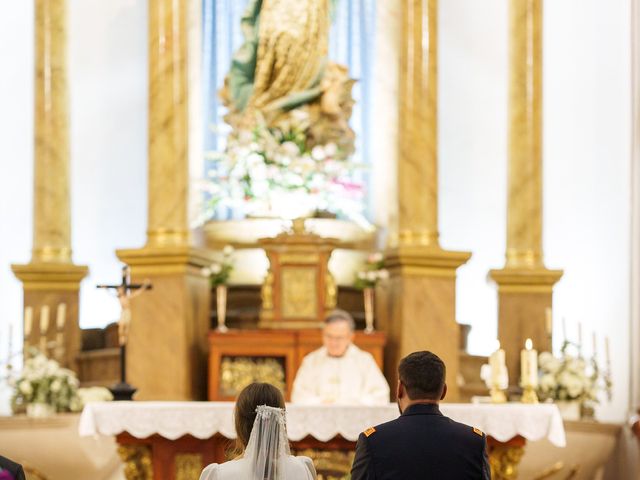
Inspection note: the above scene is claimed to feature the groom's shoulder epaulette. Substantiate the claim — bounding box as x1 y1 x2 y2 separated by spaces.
363 426 376 437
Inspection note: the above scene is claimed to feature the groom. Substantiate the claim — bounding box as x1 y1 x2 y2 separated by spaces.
350 351 491 479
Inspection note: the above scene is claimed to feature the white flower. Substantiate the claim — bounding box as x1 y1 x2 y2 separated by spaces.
377 269 389 280
51 379 62 393
539 373 556 393
357 271 366 280
366 271 377 282
223 245 234 255
19 380 33 396
210 264 222 275
281 141 299 157
368 252 384 263
324 143 338 157
538 352 562 374
311 145 326 161
201 267 211 277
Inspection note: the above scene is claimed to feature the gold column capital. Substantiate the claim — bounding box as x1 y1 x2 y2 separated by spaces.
386 246 471 278
116 246 216 276
11 263 88 291
489 267 563 294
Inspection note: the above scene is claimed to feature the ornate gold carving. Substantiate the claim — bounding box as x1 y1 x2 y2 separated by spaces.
175 453 202 480
117 445 153 480
261 271 274 310
325 272 337 309
489 445 525 480
220 356 286 397
280 253 321 264
293 448 354 480
281 267 317 319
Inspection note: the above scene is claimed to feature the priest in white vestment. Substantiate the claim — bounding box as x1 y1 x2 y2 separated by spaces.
292 310 390 405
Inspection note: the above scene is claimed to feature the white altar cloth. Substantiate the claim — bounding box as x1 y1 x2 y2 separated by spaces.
79 402 566 447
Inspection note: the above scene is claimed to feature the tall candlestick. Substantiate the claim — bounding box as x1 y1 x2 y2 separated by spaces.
24 307 33 337
561 316 567 343
545 307 552 336
592 332 597 358
578 322 583 351
56 303 67 330
40 305 50 334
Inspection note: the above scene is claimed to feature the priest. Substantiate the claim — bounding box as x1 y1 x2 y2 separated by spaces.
292 310 390 405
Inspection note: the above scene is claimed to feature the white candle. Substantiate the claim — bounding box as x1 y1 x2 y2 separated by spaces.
545 307 552 336
605 336 611 370
592 332 597 358
521 338 538 388
8 323 13 356
24 306 33 337
40 305 50 334
562 316 567 343
56 303 67 330
489 340 506 386
578 322 583 351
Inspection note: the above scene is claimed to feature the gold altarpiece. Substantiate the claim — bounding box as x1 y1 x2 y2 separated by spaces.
259 219 341 329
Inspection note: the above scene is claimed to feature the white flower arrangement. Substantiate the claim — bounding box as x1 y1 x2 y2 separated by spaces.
204 112 368 226
537 342 611 404
201 245 235 286
354 252 389 289
10 348 82 413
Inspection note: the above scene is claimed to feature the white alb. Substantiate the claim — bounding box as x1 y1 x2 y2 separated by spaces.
291 344 390 405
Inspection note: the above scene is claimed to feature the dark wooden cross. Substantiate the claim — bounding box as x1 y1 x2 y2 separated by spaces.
97 266 152 400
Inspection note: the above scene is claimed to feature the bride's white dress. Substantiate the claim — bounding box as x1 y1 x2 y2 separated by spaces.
199 455 316 480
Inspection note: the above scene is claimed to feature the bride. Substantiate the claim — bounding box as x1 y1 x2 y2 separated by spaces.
200 383 317 480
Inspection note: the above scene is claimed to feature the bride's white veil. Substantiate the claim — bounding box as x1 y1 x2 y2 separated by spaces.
241 405 291 480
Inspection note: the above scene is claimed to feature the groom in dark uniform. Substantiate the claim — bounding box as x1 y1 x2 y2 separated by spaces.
0 455 26 480
351 351 491 479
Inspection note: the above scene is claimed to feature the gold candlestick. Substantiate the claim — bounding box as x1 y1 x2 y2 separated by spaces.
521 385 538 403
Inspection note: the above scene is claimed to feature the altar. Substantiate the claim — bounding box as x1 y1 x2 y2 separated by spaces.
79 401 566 480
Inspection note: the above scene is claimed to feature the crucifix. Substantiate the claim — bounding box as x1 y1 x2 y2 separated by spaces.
97 266 152 400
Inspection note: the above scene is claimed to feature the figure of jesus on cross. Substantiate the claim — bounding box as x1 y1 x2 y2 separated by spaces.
98 266 152 346
97 266 152 400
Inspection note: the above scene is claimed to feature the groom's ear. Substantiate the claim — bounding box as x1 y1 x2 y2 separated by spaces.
440 383 447 401
396 380 404 399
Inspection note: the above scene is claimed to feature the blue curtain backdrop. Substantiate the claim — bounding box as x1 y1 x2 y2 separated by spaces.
202 0 376 220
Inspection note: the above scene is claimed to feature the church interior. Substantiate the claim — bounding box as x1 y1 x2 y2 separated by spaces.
1 0 640 479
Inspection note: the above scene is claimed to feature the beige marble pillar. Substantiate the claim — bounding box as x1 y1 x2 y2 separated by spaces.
490 0 562 386
12 0 88 370
383 0 471 401
117 0 214 400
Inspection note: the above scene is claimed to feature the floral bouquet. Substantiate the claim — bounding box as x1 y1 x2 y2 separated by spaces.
537 342 611 406
203 245 235 286
205 110 367 225
10 348 81 414
354 252 389 290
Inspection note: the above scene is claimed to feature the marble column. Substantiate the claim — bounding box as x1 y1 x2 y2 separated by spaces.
12 0 88 370
383 0 471 401
117 0 214 400
489 0 562 386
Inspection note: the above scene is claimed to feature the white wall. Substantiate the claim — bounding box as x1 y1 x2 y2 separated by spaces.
0 1 35 414
440 0 631 421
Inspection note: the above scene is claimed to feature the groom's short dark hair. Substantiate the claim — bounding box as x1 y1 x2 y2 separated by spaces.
398 351 446 400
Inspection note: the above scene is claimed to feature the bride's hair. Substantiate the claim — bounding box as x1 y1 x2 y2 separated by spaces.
233 382 286 456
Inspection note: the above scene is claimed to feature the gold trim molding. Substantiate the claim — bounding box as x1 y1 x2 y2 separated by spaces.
11 262 88 291
489 267 563 293
116 246 216 275
385 246 471 278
